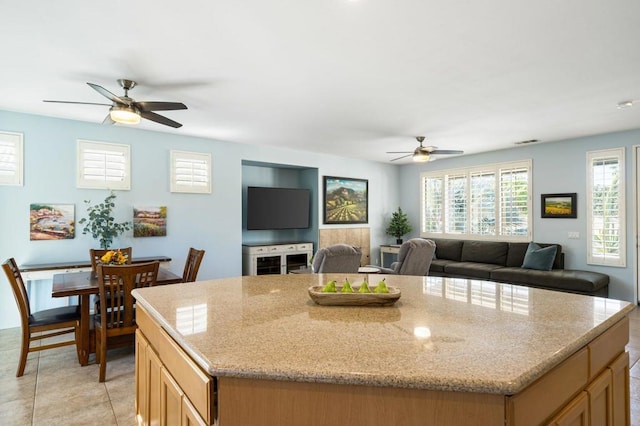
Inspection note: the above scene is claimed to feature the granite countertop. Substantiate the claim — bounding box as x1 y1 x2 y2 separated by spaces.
132 274 633 395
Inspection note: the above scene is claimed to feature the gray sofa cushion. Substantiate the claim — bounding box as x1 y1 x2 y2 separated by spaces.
460 241 509 266
430 238 463 261
490 267 609 296
443 262 505 279
429 259 457 273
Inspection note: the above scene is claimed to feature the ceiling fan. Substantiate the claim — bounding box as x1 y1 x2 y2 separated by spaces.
43 79 187 128
387 136 464 162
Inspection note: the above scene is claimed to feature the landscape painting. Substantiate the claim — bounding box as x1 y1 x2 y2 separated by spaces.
541 193 577 218
323 176 368 224
134 206 167 237
30 203 75 240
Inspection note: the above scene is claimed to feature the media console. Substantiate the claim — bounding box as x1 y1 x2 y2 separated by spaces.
242 242 313 275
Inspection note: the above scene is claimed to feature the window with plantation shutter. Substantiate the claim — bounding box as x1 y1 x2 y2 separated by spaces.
170 150 211 194
0 131 23 186
470 171 495 235
77 140 130 190
445 174 467 234
421 176 443 233
420 159 531 241
587 148 625 267
499 167 529 237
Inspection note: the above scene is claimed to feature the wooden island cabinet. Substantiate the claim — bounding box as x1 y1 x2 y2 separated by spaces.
132 274 633 426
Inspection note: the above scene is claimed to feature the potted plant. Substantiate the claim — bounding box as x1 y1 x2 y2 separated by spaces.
79 192 132 249
386 207 412 244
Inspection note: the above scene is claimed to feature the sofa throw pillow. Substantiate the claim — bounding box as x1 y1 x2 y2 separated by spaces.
521 242 557 271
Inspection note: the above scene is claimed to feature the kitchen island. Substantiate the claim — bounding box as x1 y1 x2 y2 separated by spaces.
132 274 633 425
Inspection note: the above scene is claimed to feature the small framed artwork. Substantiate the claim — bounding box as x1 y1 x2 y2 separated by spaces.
323 176 368 224
541 193 577 218
134 206 167 237
30 203 75 240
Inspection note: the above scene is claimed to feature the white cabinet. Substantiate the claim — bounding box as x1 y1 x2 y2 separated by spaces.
242 243 313 275
380 244 401 268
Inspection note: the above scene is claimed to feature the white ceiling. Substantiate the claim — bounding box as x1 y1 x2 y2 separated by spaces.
3 0 640 164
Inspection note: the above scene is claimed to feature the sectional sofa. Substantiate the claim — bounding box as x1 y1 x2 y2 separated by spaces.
427 238 609 297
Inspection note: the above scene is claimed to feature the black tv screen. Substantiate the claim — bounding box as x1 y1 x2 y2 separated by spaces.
247 186 310 230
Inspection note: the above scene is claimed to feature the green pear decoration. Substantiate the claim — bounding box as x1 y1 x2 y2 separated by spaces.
358 280 371 293
322 280 337 293
341 278 354 293
373 278 389 293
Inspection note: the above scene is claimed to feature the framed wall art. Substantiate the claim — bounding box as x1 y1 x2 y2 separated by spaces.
541 193 577 218
30 203 75 240
134 206 167 237
323 176 368 224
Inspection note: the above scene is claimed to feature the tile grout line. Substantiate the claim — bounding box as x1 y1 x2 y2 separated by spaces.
104 379 120 425
31 352 40 426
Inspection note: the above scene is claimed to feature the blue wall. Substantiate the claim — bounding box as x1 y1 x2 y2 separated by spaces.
3 108 635 330
398 129 640 302
0 110 400 328
241 163 319 246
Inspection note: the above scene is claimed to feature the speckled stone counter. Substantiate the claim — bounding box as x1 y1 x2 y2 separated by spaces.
132 274 633 395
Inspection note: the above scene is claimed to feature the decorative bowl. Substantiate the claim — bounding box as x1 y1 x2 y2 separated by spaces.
308 285 401 307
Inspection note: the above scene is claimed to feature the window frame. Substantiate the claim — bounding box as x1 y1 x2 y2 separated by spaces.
0 131 23 186
420 159 532 241
586 147 625 267
170 150 212 194
76 139 131 190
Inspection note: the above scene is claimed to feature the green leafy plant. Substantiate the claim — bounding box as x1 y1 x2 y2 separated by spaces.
78 192 132 249
386 207 412 242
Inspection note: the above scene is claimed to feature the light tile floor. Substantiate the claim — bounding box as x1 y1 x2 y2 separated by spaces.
2 308 640 425
0 328 135 426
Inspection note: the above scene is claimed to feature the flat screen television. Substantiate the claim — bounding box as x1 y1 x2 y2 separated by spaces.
247 186 310 230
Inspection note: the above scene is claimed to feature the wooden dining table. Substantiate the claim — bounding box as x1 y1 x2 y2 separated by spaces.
52 266 183 366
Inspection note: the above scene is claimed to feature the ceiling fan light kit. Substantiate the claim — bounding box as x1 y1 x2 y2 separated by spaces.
109 105 140 124
412 150 430 162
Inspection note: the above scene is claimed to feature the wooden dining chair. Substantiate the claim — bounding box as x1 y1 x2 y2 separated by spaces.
95 261 159 382
91 247 132 312
2 258 80 377
182 247 205 282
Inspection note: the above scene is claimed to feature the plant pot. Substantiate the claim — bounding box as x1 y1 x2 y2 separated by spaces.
396 239 403 244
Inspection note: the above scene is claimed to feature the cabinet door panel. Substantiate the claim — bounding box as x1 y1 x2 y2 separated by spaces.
587 369 613 426
161 368 183 426
148 346 163 425
135 330 149 424
182 397 208 426
609 351 630 426
548 391 589 426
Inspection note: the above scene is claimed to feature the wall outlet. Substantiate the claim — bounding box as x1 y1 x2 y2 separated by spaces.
568 231 580 239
